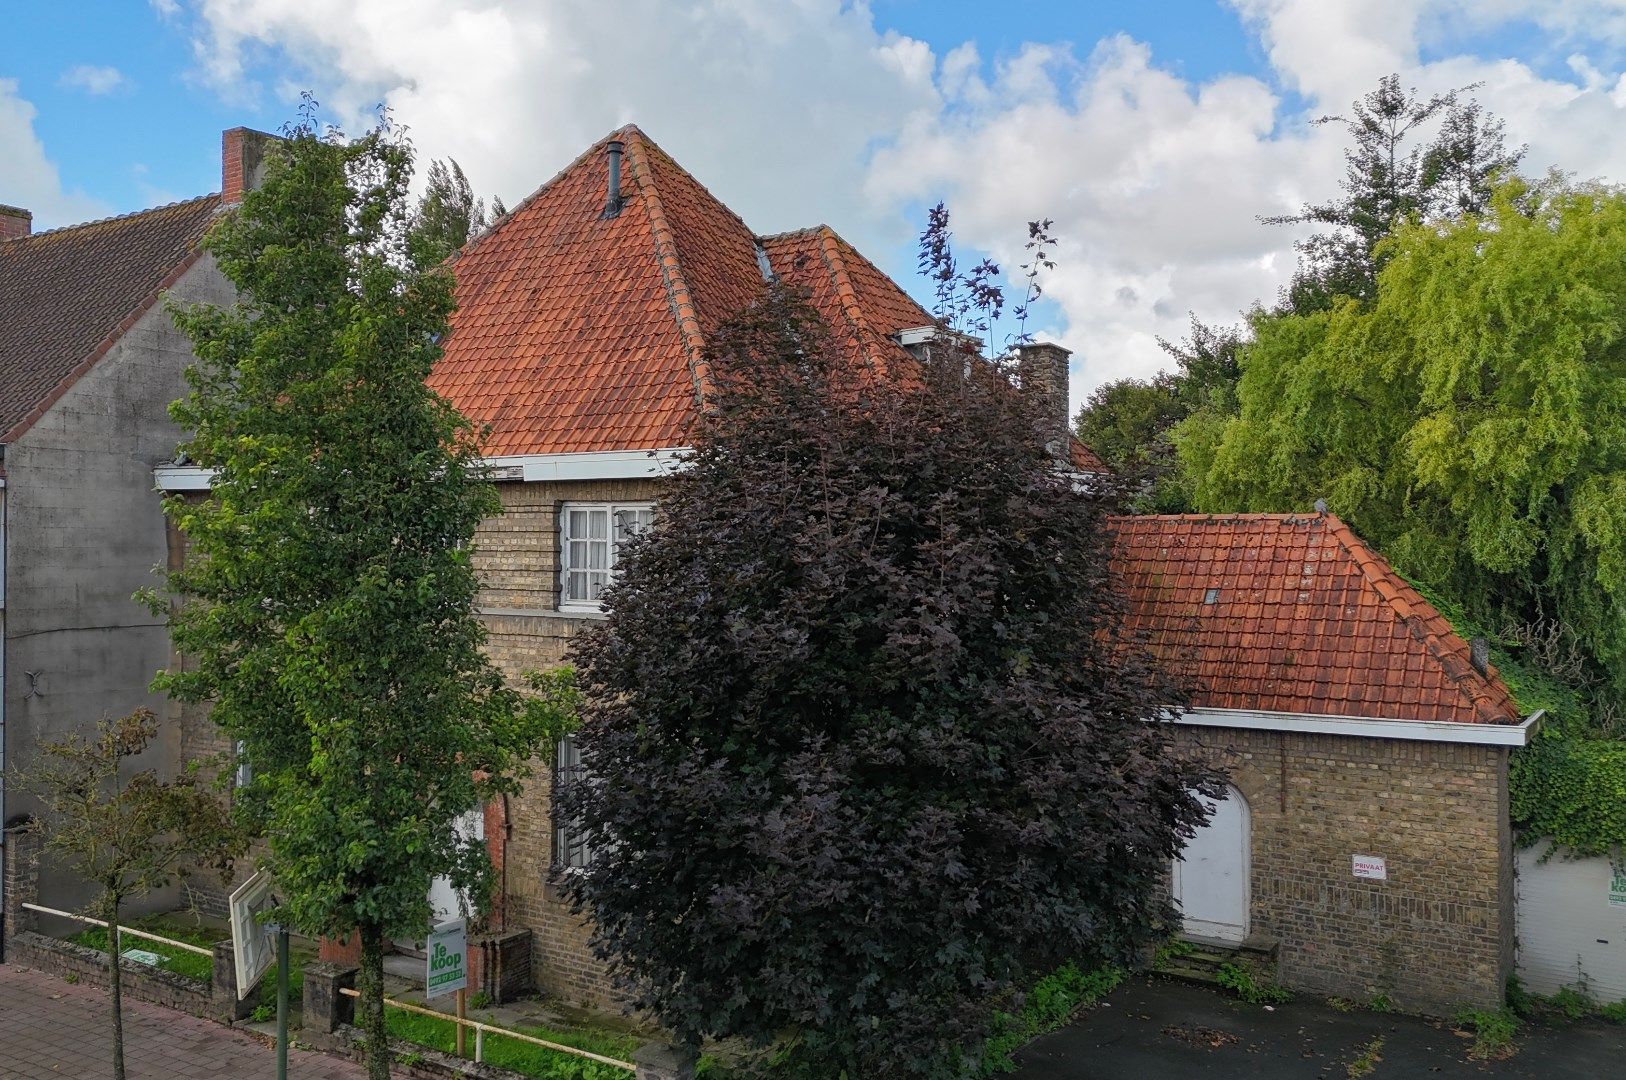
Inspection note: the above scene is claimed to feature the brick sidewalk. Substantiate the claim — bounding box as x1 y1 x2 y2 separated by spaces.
0 961 368 1079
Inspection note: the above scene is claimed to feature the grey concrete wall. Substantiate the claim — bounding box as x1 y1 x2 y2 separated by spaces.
4 253 232 917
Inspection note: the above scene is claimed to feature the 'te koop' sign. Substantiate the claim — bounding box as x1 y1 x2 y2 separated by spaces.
1352 855 1388 881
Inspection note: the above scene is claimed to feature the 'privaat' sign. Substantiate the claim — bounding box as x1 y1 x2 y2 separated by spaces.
1352 855 1388 881
426 918 468 1000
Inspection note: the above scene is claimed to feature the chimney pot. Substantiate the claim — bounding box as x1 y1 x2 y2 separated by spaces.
1015 341 1073 467
602 139 625 219
0 204 32 241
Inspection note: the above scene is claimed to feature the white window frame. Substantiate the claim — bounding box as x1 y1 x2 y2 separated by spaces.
557 502 654 612
233 739 251 789
553 735 592 870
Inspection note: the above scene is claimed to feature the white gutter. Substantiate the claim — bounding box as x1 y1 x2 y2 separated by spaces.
155 448 692 492
1171 706 1545 747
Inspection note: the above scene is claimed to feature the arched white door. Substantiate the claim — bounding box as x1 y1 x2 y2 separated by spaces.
1173 785 1250 943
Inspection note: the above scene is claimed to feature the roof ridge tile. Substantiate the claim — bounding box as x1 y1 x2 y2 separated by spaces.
624 130 716 407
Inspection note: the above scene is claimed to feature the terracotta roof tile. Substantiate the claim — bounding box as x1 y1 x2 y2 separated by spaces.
1111 512 1521 725
0 195 221 440
432 126 1116 471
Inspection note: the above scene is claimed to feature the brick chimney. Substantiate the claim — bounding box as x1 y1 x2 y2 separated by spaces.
221 127 278 205
0 204 31 241
1015 341 1073 466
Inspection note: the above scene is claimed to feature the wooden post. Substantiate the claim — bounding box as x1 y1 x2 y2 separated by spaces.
455 987 466 1057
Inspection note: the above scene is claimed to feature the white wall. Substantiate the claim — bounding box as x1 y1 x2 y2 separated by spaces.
1515 842 1626 1002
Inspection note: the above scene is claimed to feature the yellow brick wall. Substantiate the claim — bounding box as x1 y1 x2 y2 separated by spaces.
1170 724 1513 1011
474 479 666 1003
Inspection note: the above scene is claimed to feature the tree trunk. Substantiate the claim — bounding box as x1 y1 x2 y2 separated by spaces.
106 898 126 1080
357 921 391 1080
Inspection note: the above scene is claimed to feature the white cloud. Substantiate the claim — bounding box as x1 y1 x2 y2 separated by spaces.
169 0 938 238
59 64 129 96
163 0 1626 414
0 79 110 229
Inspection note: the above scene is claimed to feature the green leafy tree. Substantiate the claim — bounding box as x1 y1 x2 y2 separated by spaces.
562 285 1218 1078
1266 74 1523 312
408 157 505 265
1074 318 1243 512
1183 176 1626 700
18 710 241 1080
155 109 563 1079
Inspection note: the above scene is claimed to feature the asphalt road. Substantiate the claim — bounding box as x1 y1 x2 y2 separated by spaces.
1011 976 1626 1079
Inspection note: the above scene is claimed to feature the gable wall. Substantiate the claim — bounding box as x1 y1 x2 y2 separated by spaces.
5 255 231 920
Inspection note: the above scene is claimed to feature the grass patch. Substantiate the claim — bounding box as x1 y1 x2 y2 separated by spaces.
978 962 1126 1075
1345 1035 1384 1078
1453 1007 1519 1061
1215 961 1291 1005
69 923 217 982
385 1006 656 1080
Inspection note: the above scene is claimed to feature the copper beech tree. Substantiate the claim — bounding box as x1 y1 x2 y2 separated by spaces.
563 283 1219 1078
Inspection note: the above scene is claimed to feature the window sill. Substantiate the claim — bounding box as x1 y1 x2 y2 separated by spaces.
475 606 608 621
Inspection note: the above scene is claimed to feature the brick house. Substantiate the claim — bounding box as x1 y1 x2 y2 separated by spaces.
157 126 1537 1012
0 129 276 937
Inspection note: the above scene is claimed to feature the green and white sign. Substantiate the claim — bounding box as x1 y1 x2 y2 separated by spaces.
1610 864 1626 909
426 918 468 1000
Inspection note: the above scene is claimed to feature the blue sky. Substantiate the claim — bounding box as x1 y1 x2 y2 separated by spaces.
7 1 1626 404
11 1 1275 218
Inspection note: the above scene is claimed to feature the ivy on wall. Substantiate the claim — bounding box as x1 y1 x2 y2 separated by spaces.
1407 579 1626 857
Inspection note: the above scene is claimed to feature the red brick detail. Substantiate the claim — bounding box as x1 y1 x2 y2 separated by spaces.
222 128 247 206
0 204 30 241
318 931 363 965
1110 512 1521 725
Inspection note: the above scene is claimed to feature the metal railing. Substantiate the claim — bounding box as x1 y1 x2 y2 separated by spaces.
21 902 215 957
337 985 635 1071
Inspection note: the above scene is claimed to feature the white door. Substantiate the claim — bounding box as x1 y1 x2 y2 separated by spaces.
1173 785 1250 943
1515 845 1626 1000
428 808 486 925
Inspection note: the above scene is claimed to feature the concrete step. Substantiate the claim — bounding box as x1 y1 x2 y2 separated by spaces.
1154 935 1279 989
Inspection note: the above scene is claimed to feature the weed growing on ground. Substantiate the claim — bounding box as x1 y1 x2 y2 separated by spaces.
250 1003 275 1023
1366 993 1395 1014
978 962 1126 1075
1549 986 1594 1020
1454 1007 1520 1060
469 990 493 1010
1601 999 1626 1024
1216 962 1291 1005
1345 1035 1385 1078
1327 997 1355 1012
62 972 80 985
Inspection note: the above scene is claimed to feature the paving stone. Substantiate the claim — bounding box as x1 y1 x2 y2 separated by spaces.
0 962 369 1078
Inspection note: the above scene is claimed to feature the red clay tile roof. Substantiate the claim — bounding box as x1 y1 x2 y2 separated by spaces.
1111 512 1521 725
434 125 1110 469
0 194 221 440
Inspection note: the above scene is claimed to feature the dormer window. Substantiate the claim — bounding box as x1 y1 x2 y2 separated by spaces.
559 502 655 610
